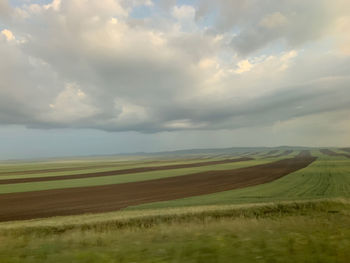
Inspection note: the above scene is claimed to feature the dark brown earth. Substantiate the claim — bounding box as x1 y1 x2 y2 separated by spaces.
0 151 316 222
0 163 131 176
263 150 293 159
0 158 217 176
0 157 253 185
320 149 350 159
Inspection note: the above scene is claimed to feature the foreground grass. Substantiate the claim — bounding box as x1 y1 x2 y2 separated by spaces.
130 155 350 210
0 200 349 263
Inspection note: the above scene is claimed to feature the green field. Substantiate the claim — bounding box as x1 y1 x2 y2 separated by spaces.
0 158 274 194
129 153 350 210
0 157 230 179
0 148 349 262
0 150 298 194
0 200 349 263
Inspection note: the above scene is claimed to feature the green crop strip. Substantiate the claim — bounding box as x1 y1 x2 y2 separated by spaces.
130 155 350 210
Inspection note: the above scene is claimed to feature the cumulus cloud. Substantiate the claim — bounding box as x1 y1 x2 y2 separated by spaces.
0 0 349 140
172 5 195 21
197 0 350 56
1 28 14 40
43 83 100 123
234 60 253 74
259 12 288 29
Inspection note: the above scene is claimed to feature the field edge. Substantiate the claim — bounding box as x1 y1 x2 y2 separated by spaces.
1 197 349 235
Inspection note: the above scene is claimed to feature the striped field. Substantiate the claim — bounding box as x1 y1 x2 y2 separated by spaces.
0 148 349 263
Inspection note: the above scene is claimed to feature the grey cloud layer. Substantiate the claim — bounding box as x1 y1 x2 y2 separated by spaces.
197 0 347 55
0 0 349 134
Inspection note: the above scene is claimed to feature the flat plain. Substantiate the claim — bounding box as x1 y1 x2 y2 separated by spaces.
0 147 349 262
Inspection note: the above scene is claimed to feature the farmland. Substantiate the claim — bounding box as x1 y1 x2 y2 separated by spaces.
3 1 349 262
0 200 349 263
0 147 349 262
131 151 350 209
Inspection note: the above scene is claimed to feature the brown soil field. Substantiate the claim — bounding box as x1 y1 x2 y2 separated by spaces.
0 151 316 222
320 149 350 158
0 163 131 176
0 158 219 176
0 156 238 176
263 150 293 159
0 157 253 185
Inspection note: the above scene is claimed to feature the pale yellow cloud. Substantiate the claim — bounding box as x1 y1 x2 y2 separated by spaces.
164 119 206 129
198 58 218 69
334 16 350 55
1 29 15 41
44 0 61 11
234 60 253 74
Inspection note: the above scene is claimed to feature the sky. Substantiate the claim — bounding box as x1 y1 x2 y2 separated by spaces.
0 0 350 159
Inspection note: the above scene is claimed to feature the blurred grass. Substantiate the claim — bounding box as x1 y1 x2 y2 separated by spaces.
0 199 349 263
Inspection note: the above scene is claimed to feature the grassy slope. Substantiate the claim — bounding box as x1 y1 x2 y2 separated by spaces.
0 159 140 173
0 200 349 263
0 150 349 262
0 159 275 194
0 157 231 180
129 151 350 210
0 149 290 178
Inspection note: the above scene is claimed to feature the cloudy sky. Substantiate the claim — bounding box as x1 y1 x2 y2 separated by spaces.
0 0 350 159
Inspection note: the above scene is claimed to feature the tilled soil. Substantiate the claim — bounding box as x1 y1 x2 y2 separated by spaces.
0 157 240 176
0 157 253 185
0 151 316 222
320 149 350 159
0 162 149 176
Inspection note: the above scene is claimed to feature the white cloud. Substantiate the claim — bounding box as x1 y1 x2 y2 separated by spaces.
234 59 253 74
113 98 148 124
1 29 14 41
333 16 350 55
0 0 349 142
197 0 347 56
259 12 288 29
172 5 195 21
44 0 61 11
43 83 99 123
164 119 206 130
